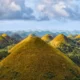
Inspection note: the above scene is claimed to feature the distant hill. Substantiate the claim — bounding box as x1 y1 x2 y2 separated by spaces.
67 34 75 39
0 33 18 49
2 33 14 44
50 34 77 53
0 35 80 80
11 33 22 43
50 34 68 47
0 35 9 48
41 34 53 42
75 35 80 39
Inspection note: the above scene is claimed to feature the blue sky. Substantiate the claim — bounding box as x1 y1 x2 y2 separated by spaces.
0 20 80 31
0 0 80 31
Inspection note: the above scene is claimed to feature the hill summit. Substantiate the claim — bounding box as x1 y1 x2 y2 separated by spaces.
1 33 16 45
41 34 53 42
2 33 12 41
0 35 80 80
50 34 68 47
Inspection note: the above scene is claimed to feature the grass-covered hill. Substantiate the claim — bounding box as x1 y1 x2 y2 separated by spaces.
0 33 17 49
2 33 14 44
0 35 80 80
50 34 68 47
50 34 77 53
41 34 53 42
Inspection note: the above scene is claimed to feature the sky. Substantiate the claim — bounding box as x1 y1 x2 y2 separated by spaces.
0 0 80 31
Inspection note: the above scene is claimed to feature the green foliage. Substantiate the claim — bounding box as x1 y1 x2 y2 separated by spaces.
0 48 9 60
58 43 74 53
67 48 80 66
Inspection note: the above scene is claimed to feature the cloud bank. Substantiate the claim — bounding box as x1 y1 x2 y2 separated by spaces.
0 0 80 20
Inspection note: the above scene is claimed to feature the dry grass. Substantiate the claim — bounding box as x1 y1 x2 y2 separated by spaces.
0 35 80 80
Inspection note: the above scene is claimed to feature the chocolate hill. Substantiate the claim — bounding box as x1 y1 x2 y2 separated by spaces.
50 34 77 53
41 34 53 42
50 34 69 47
0 35 80 80
2 34 14 43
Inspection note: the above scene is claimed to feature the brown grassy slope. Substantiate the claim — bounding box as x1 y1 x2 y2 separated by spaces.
50 34 68 47
41 34 53 42
0 35 80 80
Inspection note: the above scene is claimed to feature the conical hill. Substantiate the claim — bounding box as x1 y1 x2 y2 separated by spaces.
50 34 68 47
41 34 53 42
2 33 11 40
0 35 80 80
2 33 14 44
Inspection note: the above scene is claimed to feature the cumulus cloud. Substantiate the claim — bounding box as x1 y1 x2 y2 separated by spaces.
9 1 21 11
0 0 35 20
0 0 80 20
36 0 80 20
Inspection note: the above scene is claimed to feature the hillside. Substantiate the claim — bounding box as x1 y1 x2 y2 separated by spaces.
0 35 80 80
41 34 53 42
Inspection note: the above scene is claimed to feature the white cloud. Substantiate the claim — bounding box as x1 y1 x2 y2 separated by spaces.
54 2 69 17
36 0 80 20
37 4 45 11
0 0 35 19
9 2 21 11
